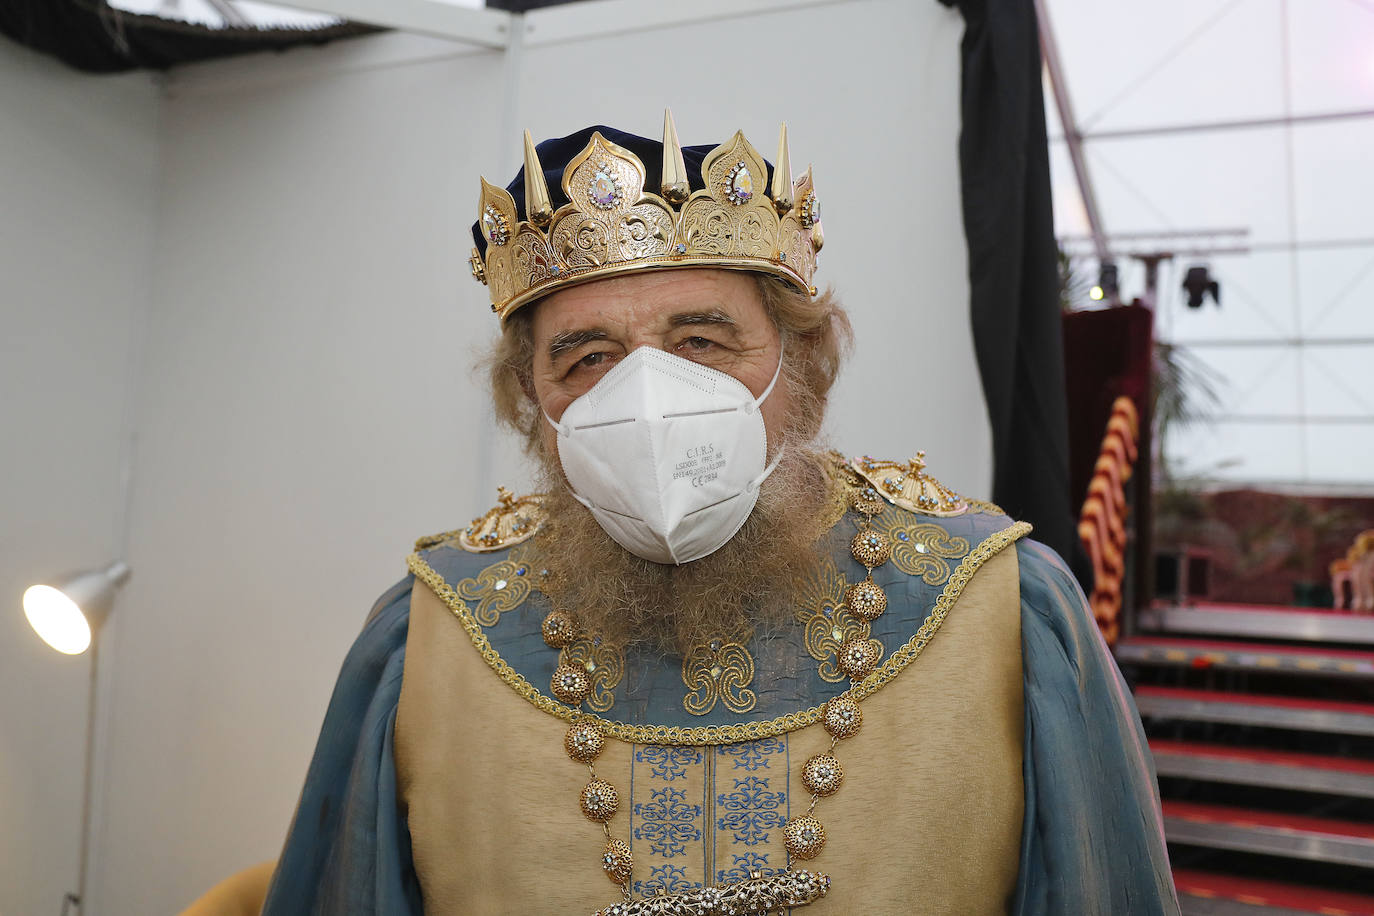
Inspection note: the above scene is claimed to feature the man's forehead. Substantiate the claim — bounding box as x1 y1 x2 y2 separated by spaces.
532 269 761 339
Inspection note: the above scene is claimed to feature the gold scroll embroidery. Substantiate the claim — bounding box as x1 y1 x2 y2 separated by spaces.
454 548 536 627
561 636 624 713
871 520 971 585
683 641 757 715
793 557 875 683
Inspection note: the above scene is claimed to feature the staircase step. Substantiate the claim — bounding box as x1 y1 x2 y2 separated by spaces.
1175 867 1374 915
1119 637 1374 678
1141 603 1374 647
1164 800 1374 868
1136 686 1374 736
1151 739 1374 798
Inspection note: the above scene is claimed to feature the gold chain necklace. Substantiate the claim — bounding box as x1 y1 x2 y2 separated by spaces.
541 483 892 915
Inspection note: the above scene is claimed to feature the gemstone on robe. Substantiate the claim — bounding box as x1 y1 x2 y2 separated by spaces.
564 722 604 762
580 778 619 822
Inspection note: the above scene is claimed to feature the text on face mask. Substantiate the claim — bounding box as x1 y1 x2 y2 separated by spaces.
672 443 728 487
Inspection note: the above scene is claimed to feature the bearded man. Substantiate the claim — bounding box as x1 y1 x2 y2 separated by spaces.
261 117 1177 915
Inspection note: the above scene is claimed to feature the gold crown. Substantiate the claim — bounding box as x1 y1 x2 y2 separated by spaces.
470 110 824 322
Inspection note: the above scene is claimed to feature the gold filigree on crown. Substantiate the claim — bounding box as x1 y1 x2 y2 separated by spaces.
470 110 824 322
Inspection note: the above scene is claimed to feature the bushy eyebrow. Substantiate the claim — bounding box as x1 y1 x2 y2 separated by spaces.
668 309 737 329
547 309 739 362
549 328 608 361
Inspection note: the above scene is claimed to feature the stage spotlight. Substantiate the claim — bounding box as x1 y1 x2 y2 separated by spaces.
1096 262 1119 302
1182 265 1220 309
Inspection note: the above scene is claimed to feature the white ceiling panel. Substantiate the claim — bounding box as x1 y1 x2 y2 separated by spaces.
1305 422 1374 483
1188 344 1303 417
1048 141 1091 238
1291 117 1374 241
1169 418 1305 480
1287 0 1374 116
1296 246 1374 337
1301 346 1374 417
1048 0 1285 133
1086 127 1291 244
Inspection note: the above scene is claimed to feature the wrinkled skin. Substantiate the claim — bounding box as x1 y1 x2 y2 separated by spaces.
528 269 788 461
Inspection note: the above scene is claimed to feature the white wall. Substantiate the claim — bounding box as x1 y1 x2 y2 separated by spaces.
2 3 983 913
91 34 510 913
0 41 160 916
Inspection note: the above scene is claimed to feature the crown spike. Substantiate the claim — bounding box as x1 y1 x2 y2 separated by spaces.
771 123 794 216
660 109 690 205
523 129 554 228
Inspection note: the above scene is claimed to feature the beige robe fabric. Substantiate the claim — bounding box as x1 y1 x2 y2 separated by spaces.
395 546 1025 915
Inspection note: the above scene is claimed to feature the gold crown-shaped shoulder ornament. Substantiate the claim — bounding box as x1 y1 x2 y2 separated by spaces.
470 110 824 322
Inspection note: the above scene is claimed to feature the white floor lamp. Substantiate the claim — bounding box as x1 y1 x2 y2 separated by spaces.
23 561 131 915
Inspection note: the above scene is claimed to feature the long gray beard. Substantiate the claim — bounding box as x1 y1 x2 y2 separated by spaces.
531 443 832 655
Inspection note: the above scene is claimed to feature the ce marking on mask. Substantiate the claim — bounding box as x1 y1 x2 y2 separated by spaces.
673 444 728 488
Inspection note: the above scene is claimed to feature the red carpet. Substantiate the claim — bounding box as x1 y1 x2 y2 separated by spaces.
1174 868 1374 914
1127 636 1374 660
1164 800 1374 840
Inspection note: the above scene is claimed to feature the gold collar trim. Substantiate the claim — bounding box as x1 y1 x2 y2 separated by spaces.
406 519 1032 746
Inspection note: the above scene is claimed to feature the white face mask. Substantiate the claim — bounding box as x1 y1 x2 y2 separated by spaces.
546 344 785 565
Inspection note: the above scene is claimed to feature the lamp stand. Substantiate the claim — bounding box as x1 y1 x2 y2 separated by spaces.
60 639 100 916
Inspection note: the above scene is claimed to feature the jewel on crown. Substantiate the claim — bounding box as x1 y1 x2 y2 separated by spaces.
471 110 824 322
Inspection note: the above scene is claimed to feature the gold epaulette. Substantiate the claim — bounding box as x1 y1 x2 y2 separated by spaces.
847 452 969 517
414 487 547 554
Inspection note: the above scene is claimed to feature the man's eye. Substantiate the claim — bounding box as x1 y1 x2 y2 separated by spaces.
684 337 714 350
571 348 615 373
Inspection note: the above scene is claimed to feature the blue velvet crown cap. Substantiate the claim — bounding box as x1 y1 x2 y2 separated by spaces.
469 124 778 260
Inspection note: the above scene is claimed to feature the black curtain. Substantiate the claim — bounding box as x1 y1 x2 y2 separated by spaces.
937 0 1091 588
0 0 380 73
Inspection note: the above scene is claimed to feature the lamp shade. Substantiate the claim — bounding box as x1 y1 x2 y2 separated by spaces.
23 561 130 655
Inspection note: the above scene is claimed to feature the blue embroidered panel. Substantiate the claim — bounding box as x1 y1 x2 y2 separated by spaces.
641 864 697 897
619 736 795 891
635 745 703 781
718 737 785 772
716 776 787 847
634 787 704 858
630 744 707 897
716 852 772 885
712 737 789 884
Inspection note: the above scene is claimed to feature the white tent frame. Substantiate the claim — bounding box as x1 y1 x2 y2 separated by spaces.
1041 0 1374 489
